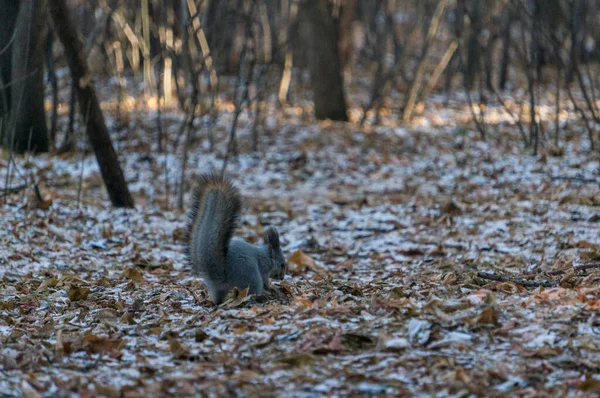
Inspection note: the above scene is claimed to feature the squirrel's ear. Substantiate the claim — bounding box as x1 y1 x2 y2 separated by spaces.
263 227 280 253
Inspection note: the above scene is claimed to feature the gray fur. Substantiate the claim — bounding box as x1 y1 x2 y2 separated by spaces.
187 173 286 305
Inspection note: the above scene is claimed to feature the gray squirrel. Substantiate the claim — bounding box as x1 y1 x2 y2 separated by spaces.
187 172 286 305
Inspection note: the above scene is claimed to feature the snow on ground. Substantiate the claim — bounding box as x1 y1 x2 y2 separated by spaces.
1 80 600 396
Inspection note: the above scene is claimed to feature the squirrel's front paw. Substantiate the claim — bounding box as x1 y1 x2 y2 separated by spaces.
263 280 271 291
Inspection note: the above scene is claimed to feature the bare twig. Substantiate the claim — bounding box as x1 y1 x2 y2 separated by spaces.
477 271 558 287
402 0 449 122
0 183 29 198
76 101 91 208
221 3 258 174
45 30 58 147
422 40 458 100
550 175 598 184
574 263 600 271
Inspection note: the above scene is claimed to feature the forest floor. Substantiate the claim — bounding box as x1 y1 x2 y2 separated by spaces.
1 75 600 397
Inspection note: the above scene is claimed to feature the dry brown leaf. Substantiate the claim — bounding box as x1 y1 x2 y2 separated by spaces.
398 248 425 256
278 354 317 367
576 240 600 250
172 226 186 242
35 198 53 211
195 329 209 343
80 333 123 356
326 334 346 352
233 326 246 335
291 297 313 311
94 383 119 397
333 258 353 272
471 307 498 326
73 232 82 246
440 200 462 215
576 377 600 392
123 267 144 282
55 330 65 358
224 287 251 308
167 335 190 359
37 278 59 292
288 250 324 274
120 311 136 325
101 224 113 239
580 250 600 262
67 285 90 302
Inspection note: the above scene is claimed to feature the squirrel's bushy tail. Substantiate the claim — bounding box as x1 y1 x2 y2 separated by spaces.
187 172 241 284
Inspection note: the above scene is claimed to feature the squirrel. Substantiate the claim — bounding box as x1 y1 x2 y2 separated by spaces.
187 172 286 305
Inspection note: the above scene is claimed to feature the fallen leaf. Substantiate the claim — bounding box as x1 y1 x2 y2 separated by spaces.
469 307 498 326
576 240 600 250
120 311 136 325
334 258 354 272
341 333 375 350
37 278 59 292
288 250 324 274
35 198 53 211
67 285 90 302
277 354 317 367
80 333 123 356
441 200 462 215
398 248 425 256
576 377 600 392
123 267 144 282
167 335 190 359
0 300 15 310
224 287 251 308
195 329 208 343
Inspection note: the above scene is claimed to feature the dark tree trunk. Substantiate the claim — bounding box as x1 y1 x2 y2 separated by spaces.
566 0 586 83
498 5 511 90
0 0 19 117
464 0 481 90
204 0 237 74
303 0 348 121
46 28 58 146
48 0 134 208
265 0 281 64
2 0 49 153
149 1 163 61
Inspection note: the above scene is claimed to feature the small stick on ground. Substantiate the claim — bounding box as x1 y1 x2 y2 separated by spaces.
574 263 600 271
0 183 29 198
477 271 558 287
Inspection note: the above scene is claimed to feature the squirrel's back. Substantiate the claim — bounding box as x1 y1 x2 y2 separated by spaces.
187 172 241 286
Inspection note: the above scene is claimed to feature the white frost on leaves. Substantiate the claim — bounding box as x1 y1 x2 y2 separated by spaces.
1 77 599 396
383 337 410 349
525 331 557 349
407 318 431 345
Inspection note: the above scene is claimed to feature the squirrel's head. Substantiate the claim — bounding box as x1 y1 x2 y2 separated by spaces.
264 227 286 280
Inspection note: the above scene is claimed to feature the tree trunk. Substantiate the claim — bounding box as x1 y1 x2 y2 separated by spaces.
204 0 237 74
464 0 481 90
48 0 134 208
0 0 19 117
304 0 348 121
2 0 49 153
498 5 511 90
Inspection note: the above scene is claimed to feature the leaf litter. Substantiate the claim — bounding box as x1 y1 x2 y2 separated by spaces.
1 82 600 396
